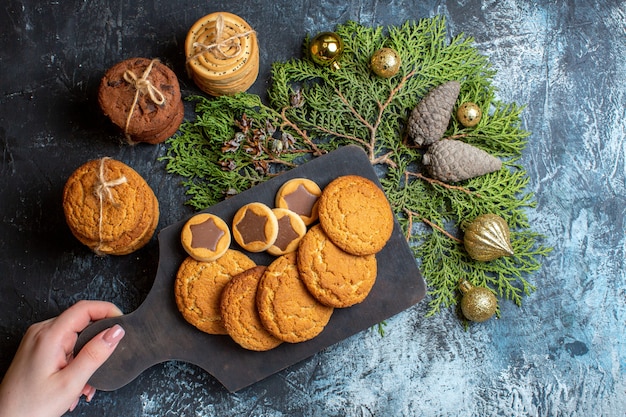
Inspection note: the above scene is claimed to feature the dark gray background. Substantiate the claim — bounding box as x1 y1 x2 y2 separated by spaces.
1 1 624 416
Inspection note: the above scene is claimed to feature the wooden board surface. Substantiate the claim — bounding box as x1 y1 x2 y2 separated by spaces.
75 145 426 392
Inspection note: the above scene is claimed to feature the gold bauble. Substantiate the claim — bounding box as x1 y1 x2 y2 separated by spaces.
463 214 514 261
309 32 344 71
459 280 497 322
456 102 482 127
370 47 401 78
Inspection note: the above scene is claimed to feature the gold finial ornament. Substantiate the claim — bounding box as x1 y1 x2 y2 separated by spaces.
463 214 514 261
370 47 401 78
309 32 344 71
459 280 498 322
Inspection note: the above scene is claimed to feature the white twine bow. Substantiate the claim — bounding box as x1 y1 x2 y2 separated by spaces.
93 157 127 255
122 59 166 142
188 14 255 61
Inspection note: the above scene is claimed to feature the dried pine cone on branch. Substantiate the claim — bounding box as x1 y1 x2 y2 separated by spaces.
407 80 460 146
422 139 502 183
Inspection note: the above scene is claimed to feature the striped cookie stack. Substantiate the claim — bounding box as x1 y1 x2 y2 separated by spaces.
185 12 259 96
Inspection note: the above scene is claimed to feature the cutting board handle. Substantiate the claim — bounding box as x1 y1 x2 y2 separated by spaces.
75 301 168 390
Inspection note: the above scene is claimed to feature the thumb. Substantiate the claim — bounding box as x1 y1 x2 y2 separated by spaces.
67 324 125 384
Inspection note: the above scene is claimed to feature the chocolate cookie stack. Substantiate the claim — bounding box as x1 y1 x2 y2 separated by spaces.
185 12 259 96
98 58 184 145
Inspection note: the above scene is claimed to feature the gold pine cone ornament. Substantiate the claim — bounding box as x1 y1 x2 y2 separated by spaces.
463 214 514 261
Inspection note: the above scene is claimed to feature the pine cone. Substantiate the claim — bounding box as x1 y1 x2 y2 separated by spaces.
422 139 502 183
407 80 460 146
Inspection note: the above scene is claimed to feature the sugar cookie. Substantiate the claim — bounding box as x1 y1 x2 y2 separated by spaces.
256 252 333 343
318 175 393 255
220 266 282 351
174 250 256 335
298 225 377 308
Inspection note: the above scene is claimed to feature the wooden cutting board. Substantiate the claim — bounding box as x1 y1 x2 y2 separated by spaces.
75 145 426 392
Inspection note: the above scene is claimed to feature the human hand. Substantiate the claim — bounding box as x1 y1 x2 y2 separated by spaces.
0 300 125 417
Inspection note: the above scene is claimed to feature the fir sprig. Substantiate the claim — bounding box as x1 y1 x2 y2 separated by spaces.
163 15 552 318
161 93 321 209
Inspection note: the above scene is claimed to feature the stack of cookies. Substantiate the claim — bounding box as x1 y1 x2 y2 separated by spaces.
63 158 159 255
185 12 259 96
174 175 394 351
98 58 184 145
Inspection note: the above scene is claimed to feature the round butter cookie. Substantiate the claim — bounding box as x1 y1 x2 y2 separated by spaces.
181 212 231 262
220 266 282 351
298 225 377 308
175 250 256 335
266 208 307 256
63 157 159 255
256 252 333 343
274 178 321 226
318 175 393 255
232 202 278 252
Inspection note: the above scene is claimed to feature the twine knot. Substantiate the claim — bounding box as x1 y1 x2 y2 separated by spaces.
188 14 255 61
93 157 128 255
122 59 166 142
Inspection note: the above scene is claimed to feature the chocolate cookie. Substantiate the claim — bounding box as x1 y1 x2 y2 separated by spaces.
256 252 333 343
318 175 393 255
98 57 184 144
181 213 231 262
62 157 159 255
298 225 377 308
174 250 256 335
266 208 307 256
220 266 282 351
274 178 322 226
232 202 278 252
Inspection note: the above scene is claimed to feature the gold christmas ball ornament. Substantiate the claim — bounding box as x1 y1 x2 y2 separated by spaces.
463 214 514 261
459 280 498 322
370 47 401 78
309 32 344 71
456 102 482 127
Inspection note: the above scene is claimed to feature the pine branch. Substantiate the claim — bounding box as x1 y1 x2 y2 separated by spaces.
163 16 552 319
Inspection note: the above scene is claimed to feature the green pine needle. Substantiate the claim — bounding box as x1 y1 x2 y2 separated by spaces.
162 15 552 318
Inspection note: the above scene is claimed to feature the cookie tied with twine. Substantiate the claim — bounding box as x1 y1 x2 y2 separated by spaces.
63 158 159 255
98 58 184 145
185 12 259 96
